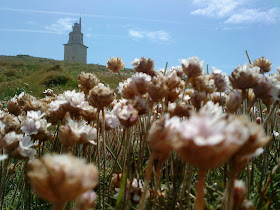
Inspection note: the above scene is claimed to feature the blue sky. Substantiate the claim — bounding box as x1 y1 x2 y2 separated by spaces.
0 0 279 74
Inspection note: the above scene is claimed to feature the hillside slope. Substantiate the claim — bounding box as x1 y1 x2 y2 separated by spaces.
0 55 133 101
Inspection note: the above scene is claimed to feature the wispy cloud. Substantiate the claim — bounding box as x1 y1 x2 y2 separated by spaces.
45 17 76 34
225 8 279 24
0 7 186 25
0 28 60 34
128 29 171 42
191 0 241 17
191 0 280 25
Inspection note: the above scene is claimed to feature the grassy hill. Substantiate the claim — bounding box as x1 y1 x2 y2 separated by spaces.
0 55 133 101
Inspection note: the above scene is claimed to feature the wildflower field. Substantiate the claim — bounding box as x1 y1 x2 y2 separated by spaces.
0 54 280 210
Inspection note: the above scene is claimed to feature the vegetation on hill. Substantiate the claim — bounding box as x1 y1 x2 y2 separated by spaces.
0 55 133 101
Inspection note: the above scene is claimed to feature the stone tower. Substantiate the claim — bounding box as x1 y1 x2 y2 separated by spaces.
64 18 88 63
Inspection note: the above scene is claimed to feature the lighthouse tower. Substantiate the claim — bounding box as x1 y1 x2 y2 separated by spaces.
64 18 88 64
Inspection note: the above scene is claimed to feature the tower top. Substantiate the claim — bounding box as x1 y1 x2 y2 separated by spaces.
72 17 81 33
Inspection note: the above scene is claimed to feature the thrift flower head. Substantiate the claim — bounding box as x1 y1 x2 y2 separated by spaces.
27 154 99 204
59 115 97 147
173 102 245 170
106 57 125 73
181 57 204 78
252 57 272 74
78 72 99 94
210 67 230 93
132 57 154 75
88 83 115 110
148 114 180 161
229 64 259 90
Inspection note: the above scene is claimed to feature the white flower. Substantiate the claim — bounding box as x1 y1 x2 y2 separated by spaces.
131 179 144 189
180 57 204 69
104 111 120 129
43 89 54 95
62 90 89 108
3 132 21 145
27 110 45 120
49 98 67 111
21 118 41 135
66 117 97 145
236 63 260 75
131 58 140 68
177 102 227 146
211 67 222 74
21 111 50 136
17 136 36 159
273 131 279 137
168 66 183 76
132 72 152 83
0 154 8 161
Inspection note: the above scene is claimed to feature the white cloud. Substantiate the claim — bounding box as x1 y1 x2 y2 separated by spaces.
129 30 144 38
45 17 76 34
128 29 171 42
191 0 280 25
191 0 241 17
225 8 279 24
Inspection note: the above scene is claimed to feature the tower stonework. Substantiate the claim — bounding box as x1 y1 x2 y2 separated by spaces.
64 18 88 64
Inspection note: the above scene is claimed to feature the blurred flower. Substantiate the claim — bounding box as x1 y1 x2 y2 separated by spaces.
210 67 230 93
43 89 54 97
168 102 193 118
106 57 125 73
252 57 272 74
27 154 99 204
0 154 8 161
148 74 168 102
165 70 181 90
148 114 180 161
190 90 208 109
88 84 115 110
2 132 36 159
229 64 259 90
131 72 152 95
7 96 22 116
190 75 216 94
181 57 204 78
104 110 120 130
118 78 138 99
21 111 51 138
132 57 154 75
130 179 144 204
226 90 243 113
74 190 97 210
173 102 246 170
59 115 97 147
168 66 184 78
116 105 138 127
78 72 99 95
253 75 274 99
133 96 149 115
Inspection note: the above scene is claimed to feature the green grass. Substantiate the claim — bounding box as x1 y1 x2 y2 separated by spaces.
0 55 133 101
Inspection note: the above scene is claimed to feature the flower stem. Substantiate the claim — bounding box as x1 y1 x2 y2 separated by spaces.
139 154 154 210
194 169 207 210
52 202 65 210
